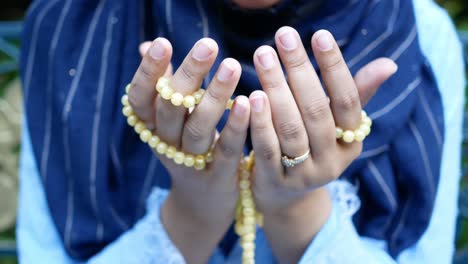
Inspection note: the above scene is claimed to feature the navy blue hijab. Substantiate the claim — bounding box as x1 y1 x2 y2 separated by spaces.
21 0 444 260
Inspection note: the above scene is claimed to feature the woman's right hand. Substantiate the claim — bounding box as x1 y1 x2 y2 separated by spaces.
128 38 250 264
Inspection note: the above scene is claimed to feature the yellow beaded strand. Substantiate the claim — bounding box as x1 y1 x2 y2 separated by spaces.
155 77 234 109
235 151 262 264
122 83 373 264
335 110 372 143
121 87 213 169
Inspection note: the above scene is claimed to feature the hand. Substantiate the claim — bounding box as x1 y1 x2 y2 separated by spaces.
128 38 250 264
249 27 398 262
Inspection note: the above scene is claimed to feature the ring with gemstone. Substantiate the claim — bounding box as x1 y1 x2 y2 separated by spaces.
281 149 311 168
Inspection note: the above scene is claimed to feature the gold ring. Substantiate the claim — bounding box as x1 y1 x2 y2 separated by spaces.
281 149 311 168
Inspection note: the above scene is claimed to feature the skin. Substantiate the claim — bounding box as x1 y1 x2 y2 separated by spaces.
231 0 282 9
131 26 397 263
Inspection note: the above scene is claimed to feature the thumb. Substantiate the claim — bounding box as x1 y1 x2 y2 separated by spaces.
354 58 398 106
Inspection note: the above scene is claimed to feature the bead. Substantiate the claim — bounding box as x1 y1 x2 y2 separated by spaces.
205 151 214 163
235 223 246 235
134 122 145 134
241 198 254 208
156 77 169 93
226 99 234 110
359 124 371 136
165 146 176 159
193 90 204 104
243 216 256 226
127 115 138 126
183 154 195 167
241 242 255 251
363 116 372 127
239 179 250 190
243 207 255 217
149 136 160 148
122 106 133 117
171 92 184 106
256 213 264 227
174 152 185 165
361 110 367 120
183 95 196 108
156 142 168 154
336 127 343 139
342 130 355 143
242 233 255 243
243 251 255 260
140 130 152 142
160 86 174 100
121 95 129 106
240 189 251 198
125 84 131 93
194 155 206 170
354 129 366 142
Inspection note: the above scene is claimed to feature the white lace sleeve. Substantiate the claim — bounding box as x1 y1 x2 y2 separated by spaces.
298 180 396 264
88 188 186 264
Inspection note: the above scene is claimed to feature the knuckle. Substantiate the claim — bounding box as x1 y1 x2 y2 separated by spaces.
322 53 345 73
259 143 277 161
218 138 237 158
285 53 309 73
302 97 330 122
335 92 360 111
277 119 304 142
225 119 246 135
262 78 285 91
205 86 226 106
139 60 157 81
184 120 206 142
179 62 198 83
128 83 149 110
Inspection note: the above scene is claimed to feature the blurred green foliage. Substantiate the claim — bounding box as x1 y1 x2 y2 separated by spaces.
437 0 468 29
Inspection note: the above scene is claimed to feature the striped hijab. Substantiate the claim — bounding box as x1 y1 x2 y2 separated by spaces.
21 0 444 260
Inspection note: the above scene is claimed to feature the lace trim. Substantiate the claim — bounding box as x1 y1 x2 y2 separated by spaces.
326 179 361 218
142 188 186 264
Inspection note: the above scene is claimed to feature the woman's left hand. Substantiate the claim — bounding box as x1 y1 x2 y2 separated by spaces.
249 27 398 263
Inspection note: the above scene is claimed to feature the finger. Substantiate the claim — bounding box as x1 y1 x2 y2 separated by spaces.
312 30 361 131
139 41 152 57
354 58 398 106
275 26 336 159
164 63 173 77
253 45 310 164
129 38 172 129
183 58 242 154
155 38 218 147
210 96 250 183
248 91 282 187
141 42 173 77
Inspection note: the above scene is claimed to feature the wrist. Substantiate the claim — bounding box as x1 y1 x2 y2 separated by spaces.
264 186 331 222
262 187 332 263
161 191 235 264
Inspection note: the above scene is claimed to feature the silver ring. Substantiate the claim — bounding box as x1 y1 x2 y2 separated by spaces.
281 149 311 168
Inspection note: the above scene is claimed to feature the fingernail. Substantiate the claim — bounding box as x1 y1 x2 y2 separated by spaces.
217 61 234 82
257 49 275 69
233 97 248 116
139 42 152 56
192 40 214 61
149 39 165 60
390 61 398 74
315 30 334 52
251 95 264 113
279 30 298 50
